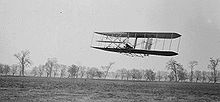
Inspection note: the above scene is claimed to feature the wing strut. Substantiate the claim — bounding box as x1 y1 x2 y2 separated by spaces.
162 38 165 50
134 33 138 48
169 33 173 50
177 37 181 52
154 34 158 49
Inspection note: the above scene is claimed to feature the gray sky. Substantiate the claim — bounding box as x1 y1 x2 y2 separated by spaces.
0 0 220 72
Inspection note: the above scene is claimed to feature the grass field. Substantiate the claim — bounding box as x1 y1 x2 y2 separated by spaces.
0 76 220 102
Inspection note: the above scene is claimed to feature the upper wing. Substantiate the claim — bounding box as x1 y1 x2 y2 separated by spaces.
94 32 181 39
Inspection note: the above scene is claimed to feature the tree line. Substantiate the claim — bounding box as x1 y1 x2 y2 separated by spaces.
0 50 220 83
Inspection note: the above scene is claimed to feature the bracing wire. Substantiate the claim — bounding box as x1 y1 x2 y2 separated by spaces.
162 38 165 50
169 34 173 50
177 37 181 52
154 34 158 50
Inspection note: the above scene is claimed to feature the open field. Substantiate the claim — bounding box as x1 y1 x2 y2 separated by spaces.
0 76 220 102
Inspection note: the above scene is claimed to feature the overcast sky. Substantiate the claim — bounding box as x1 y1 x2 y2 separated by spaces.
0 0 220 72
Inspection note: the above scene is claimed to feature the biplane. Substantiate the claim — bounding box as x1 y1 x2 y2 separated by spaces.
91 32 181 57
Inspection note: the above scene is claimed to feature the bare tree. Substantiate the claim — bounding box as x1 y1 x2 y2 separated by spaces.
168 72 175 81
60 64 67 78
206 71 214 83
194 70 202 82
0 63 4 75
14 50 32 76
38 65 44 77
218 70 220 82
119 68 128 80
101 62 115 79
68 64 79 78
96 70 104 79
107 71 114 79
31 66 38 77
86 67 98 79
115 69 125 80
130 69 142 80
166 58 183 82
188 61 198 82
201 71 207 82
78 66 86 78
44 58 58 77
11 64 19 76
125 69 131 80
208 57 220 83
178 69 188 82
156 71 163 81
114 70 121 79
163 71 169 81
85 67 90 78
3 65 10 75
85 67 104 79
53 65 59 77
144 69 156 81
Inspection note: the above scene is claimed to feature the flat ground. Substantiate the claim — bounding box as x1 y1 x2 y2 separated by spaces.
0 76 220 102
